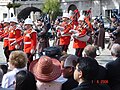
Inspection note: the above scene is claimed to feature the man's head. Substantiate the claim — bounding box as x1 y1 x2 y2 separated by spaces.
82 45 97 58
60 54 78 78
111 43 120 57
74 57 99 83
62 13 70 22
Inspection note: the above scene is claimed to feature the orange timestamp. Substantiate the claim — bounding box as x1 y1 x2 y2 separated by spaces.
92 80 109 84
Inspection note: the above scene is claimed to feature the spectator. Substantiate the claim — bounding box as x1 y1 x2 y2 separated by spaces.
106 43 120 90
61 54 79 90
72 57 101 90
29 55 62 90
82 45 107 80
15 70 37 90
0 68 3 85
1 50 27 88
55 54 69 83
82 45 97 58
0 64 8 74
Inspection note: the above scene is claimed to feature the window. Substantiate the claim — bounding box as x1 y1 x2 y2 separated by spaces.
3 13 7 18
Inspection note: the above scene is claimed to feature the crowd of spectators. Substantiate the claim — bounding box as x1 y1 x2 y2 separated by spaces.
0 43 119 90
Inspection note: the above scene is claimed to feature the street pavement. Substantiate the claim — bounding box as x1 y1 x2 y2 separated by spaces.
0 41 6 64
0 40 113 67
66 40 113 67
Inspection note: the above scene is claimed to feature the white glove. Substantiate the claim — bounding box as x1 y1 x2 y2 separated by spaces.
61 31 64 35
69 29 78 33
56 26 64 31
15 44 20 49
72 33 79 38
30 49 35 54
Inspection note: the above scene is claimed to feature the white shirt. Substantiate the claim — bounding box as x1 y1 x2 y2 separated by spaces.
36 80 62 90
55 75 67 83
1 67 26 88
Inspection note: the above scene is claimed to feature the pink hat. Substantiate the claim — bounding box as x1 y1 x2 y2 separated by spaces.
29 56 62 82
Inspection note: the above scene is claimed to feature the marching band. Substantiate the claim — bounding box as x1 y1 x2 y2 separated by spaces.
0 9 120 69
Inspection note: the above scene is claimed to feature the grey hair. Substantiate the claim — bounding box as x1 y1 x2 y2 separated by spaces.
111 43 120 57
83 45 97 58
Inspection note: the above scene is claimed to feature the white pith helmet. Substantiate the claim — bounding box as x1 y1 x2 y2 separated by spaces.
24 17 33 25
10 16 18 23
62 13 70 19
4 18 10 23
78 15 85 21
69 10 74 16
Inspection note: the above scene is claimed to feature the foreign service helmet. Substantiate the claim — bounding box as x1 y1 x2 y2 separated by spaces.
78 15 85 21
24 17 33 25
62 13 70 19
10 16 18 23
4 18 10 23
69 10 74 16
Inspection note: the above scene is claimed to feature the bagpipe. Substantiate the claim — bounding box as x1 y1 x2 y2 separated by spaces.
73 8 93 42
36 13 52 38
59 9 80 35
112 9 120 22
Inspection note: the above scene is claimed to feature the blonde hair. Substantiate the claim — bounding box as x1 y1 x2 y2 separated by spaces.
9 50 28 68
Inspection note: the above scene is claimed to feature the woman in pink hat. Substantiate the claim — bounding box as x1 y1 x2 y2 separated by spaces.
29 55 62 90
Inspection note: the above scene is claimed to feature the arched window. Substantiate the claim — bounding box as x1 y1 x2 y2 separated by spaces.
68 4 77 12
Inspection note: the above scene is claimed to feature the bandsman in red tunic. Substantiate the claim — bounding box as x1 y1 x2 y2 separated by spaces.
1 18 10 62
11 17 37 69
8 16 22 52
71 15 88 57
59 13 73 53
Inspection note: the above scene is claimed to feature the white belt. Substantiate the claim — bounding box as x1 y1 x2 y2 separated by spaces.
24 42 31 44
9 38 16 41
4 38 9 39
61 34 71 37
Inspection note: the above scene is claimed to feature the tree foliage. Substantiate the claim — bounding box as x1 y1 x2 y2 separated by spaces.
6 3 21 9
7 3 13 9
42 0 62 21
12 3 21 9
6 2 21 15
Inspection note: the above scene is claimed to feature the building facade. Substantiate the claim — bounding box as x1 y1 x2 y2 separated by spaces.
0 0 14 21
61 0 120 17
0 0 120 21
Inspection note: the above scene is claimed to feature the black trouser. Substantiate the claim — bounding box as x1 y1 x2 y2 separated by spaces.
75 48 84 57
27 53 33 70
60 45 69 53
3 46 10 62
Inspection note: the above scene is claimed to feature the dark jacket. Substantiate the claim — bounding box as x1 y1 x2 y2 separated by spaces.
106 57 120 90
72 81 110 90
96 65 107 80
72 82 102 90
62 77 78 90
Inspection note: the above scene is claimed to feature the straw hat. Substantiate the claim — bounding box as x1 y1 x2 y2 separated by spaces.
29 56 62 82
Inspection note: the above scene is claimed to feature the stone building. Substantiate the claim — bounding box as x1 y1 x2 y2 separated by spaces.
0 0 120 21
61 0 120 18
0 0 14 21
